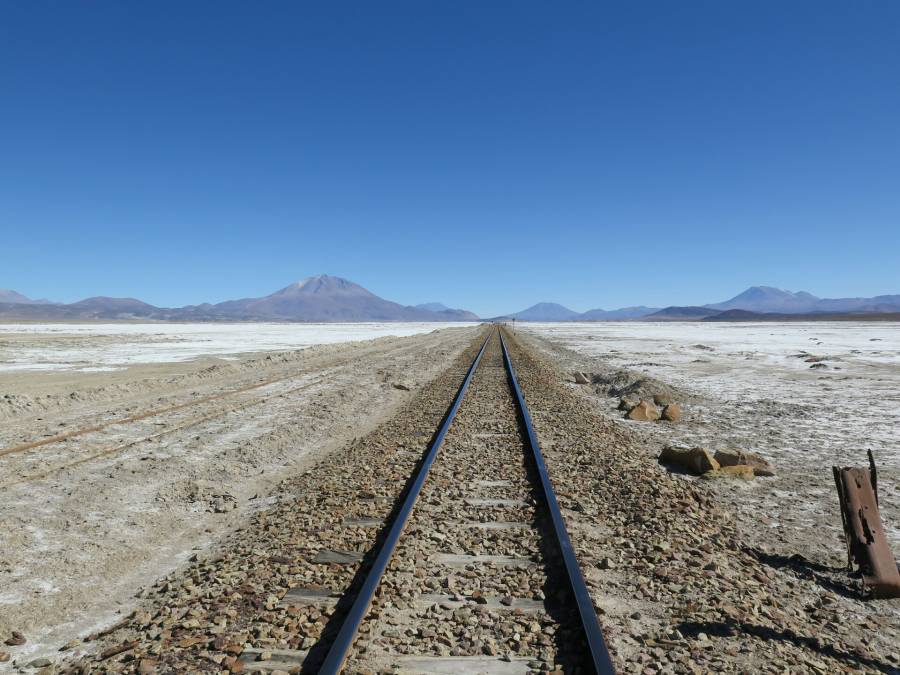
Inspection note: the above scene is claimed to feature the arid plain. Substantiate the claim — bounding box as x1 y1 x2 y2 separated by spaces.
1 321 898 673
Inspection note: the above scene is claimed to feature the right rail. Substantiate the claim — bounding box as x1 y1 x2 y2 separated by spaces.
500 327 616 674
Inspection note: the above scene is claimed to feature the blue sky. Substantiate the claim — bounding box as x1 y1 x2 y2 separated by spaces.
1 2 898 316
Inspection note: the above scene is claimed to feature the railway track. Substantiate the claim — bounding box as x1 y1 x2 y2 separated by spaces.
240 327 614 674
56 326 900 673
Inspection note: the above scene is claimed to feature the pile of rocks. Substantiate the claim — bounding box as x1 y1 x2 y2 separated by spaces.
589 369 683 404
570 372 685 423
620 397 682 423
658 446 776 479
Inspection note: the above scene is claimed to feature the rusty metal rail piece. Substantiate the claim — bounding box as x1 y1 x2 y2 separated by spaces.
833 457 900 599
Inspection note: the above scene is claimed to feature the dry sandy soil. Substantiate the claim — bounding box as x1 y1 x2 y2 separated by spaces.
516 322 900 561
0 326 479 666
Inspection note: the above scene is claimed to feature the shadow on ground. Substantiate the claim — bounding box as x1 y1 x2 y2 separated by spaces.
744 546 863 600
676 618 900 674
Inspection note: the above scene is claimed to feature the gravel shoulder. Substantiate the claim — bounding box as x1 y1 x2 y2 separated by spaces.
0 326 478 668
512 327 900 673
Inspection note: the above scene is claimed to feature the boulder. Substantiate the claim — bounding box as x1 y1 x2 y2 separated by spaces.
618 397 639 411
614 378 678 403
593 370 682 404
592 370 636 390
4 632 25 647
626 400 660 421
658 445 719 474
702 465 755 480
713 449 775 477
573 372 591 385
661 403 682 422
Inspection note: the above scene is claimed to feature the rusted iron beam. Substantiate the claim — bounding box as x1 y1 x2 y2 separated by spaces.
833 454 900 599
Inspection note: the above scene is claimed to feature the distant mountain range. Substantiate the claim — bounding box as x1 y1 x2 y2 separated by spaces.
2 282 899 322
0 276 479 322
489 302 661 322
0 289 51 305
645 286 900 321
492 286 900 321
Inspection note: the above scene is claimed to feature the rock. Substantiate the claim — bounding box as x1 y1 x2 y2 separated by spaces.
471 590 488 604
626 400 660 422
592 371 633 388
28 657 52 667
702 465 755 480
658 446 719 474
212 497 236 513
661 403 682 422
137 659 158 674
809 362 827 369
618 397 639 411
573 372 590 385
653 393 674 406
597 370 681 405
4 631 26 646
713 449 775 477
392 382 411 391
0 651 9 663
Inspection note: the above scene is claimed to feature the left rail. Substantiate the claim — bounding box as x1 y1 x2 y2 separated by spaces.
317 332 491 674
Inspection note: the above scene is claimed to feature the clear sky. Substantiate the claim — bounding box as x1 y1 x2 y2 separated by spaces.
2 2 899 316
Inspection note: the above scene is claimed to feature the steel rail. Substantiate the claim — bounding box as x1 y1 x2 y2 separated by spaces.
317 332 491 674
499 328 617 675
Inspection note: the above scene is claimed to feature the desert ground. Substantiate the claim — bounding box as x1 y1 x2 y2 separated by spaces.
517 321 900 555
0 323 478 668
1 321 899 673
